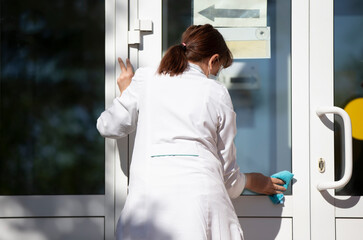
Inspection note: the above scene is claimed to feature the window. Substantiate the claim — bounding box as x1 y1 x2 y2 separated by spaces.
0 0 105 195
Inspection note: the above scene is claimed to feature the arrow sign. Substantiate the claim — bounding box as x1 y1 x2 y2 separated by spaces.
199 5 260 21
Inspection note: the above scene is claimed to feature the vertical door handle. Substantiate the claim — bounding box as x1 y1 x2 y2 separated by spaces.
316 106 353 191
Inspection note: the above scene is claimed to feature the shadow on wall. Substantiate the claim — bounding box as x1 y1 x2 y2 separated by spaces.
1 217 103 240
0 196 174 240
233 195 285 240
240 216 287 240
0 196 104 240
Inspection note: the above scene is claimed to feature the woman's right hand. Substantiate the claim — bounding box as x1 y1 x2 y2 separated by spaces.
117 57 134 95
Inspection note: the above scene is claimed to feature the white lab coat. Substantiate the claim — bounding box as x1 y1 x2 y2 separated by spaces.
97 63 246 240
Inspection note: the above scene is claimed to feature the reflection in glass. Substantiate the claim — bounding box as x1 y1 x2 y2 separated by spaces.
0 0 105 195
163 0 292 195
162 0 192 52
334 0 363 196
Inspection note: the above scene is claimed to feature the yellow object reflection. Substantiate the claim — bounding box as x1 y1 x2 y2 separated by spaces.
344 98 363 140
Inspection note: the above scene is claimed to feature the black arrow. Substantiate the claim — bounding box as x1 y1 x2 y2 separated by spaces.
199 5 260 21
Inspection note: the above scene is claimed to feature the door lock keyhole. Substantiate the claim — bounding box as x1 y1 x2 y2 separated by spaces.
318 158 325 173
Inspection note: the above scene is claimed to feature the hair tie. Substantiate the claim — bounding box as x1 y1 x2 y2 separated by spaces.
181 42 187 51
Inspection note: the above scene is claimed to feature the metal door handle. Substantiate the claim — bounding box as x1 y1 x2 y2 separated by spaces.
316 106 353 191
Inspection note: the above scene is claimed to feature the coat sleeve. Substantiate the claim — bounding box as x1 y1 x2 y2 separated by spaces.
96 68 145 139
217 87 246 199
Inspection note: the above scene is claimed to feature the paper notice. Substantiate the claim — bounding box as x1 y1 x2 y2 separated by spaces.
218 27 270 59
226 40 270 59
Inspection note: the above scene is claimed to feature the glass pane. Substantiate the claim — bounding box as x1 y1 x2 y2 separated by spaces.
334 0 363 196
0 0 105 195
163 0 292 195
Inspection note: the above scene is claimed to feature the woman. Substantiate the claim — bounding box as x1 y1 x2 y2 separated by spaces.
97 24 286 240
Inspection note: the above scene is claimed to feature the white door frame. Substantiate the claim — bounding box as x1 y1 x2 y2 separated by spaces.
114 0 164 232
114 0 131 235
290 0 311 238
310 0 335 238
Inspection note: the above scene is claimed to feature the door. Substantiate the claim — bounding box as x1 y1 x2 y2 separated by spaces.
310 0 363 239
0 1 123 239
125 0 310 239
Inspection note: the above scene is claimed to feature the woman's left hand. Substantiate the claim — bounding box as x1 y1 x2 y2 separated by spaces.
245 173 286 195
117 57 134 95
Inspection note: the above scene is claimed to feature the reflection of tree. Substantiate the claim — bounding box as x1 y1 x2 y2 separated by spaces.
334 58 363 108
162 0 192 51
0 0 105 195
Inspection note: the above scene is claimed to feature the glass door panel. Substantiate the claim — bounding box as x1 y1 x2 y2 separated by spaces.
334 0 363 196
163 0 292 195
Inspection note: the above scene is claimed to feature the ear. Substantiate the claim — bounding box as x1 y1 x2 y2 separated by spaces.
208 54 220 68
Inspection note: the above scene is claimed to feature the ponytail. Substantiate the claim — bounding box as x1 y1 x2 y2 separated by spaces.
158 44 188 76
158 24 233 76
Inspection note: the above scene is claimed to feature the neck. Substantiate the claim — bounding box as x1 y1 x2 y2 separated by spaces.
188 61 208 76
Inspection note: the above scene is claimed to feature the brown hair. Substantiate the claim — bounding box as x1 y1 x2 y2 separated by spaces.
158 24 233 76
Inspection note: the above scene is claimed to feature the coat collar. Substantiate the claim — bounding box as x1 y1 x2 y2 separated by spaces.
188 62 207 78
